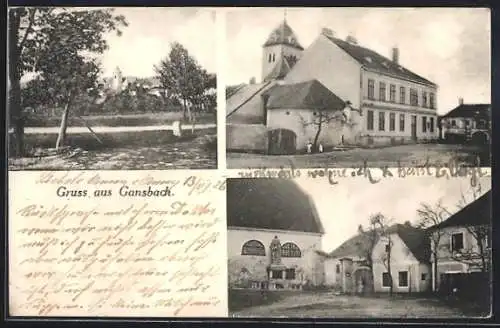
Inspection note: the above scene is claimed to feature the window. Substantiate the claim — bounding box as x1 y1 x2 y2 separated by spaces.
281 242 301 258
379 111 385 131
422 91 428 108
389 113 395 131
422 116 427 133
451 119 457 127
430 92 435 109
271 270 282 279
368 79 375 99
451 233 464 252
285 268 296 280
268 54 272 63
390 84 396 102
336 264 340 274
241 240 266 256
399 114 405 132
385 244 390 253
430 117 434 133
379 82 386 101
410 89 418 106
382 272 391 287
398 271 409 287
421 273 427 281
400 86 406 104
367 110 374 130
272 53 276 62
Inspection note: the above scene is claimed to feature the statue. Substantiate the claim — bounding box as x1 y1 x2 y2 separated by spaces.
270 235 282 265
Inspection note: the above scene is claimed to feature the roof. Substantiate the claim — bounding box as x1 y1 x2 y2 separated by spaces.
226 81 276 123
264 56 292 82
263 20 304 51
429 190 491 230
227 178 325 234
264 79 345 110
324 35 436 87
328 223 430 263
441 104 491 119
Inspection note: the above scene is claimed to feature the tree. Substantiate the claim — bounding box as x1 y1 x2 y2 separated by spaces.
155 42 210 122
370 213 394 296
416 200 448 292
355 222 379 293
449 183 491 273
8 8 127 154
300 108 350 151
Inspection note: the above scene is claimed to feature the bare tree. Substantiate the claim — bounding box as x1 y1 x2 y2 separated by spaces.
449 183 491 273
370 213 394 296
299 109 350 151
416 199 449 292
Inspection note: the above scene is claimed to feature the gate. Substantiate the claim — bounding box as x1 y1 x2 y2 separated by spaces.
268 129 297 155
353 267 374 295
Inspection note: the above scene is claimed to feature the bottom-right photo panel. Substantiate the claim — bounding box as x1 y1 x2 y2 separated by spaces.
226 174 491 318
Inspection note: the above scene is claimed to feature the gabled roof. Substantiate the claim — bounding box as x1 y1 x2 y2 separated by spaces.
441 104 491 119
324 35 436 87
264 79 345 111
328 224 430 264
227 178 325 234
263 20 304 51
264 55 292 82
429 190 491 230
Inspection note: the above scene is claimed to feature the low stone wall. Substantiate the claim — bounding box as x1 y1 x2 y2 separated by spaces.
358 135 437 147
226 123 267 153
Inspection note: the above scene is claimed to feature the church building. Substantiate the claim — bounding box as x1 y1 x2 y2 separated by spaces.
227 178 326 290
227 17 439 154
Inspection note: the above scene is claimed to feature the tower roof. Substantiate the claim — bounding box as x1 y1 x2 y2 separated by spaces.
263 20 304 51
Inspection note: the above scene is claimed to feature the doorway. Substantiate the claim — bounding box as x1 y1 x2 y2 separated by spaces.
411 115 417 142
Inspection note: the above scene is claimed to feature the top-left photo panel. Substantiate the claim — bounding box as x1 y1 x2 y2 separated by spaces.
8 7 217 171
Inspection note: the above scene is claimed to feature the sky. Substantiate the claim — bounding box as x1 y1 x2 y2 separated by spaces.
226 7 491 115
100 7 216 78
294 174 491 252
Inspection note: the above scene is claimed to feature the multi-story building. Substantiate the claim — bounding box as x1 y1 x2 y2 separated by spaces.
227 19 439 154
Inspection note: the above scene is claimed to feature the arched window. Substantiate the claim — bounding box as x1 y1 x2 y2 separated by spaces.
242 240 266 256
281 242 301 258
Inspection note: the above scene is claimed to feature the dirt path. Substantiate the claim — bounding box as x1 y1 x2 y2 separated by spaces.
231 293 470 318
8 123 216 134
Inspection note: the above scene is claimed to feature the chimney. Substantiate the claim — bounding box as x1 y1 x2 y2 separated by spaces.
459 97 464 105
392 47 399 64
321 28 335 38
249 77 256 84
345 35 358 45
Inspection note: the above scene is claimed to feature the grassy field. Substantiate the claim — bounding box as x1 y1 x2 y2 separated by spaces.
23 111 216 127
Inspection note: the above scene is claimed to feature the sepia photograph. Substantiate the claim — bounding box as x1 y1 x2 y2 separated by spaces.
227 176 491 318
225 8 491 169
8 7 217 170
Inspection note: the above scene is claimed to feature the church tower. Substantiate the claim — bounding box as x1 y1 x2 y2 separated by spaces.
262 12 304 82
112 66 124 91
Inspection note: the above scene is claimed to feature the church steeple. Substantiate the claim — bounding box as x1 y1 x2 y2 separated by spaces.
261 12 304 82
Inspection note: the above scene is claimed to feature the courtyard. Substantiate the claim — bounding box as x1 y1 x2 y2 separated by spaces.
229 289 488 318
227 143 490 169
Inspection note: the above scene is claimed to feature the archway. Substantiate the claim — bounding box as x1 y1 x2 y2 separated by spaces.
471 131 489 145
353 267 374 295
268 129 297 155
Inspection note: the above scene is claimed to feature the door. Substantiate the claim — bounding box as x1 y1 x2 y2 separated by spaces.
411 115 417 142
268 129 297 155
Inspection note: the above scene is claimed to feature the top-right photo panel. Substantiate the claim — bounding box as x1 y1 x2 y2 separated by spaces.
225 7 491 169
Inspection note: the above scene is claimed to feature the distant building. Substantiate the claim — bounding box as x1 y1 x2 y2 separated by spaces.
439 99 491 144
321 223 431 294
227 18 439 154
227 178 325 290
